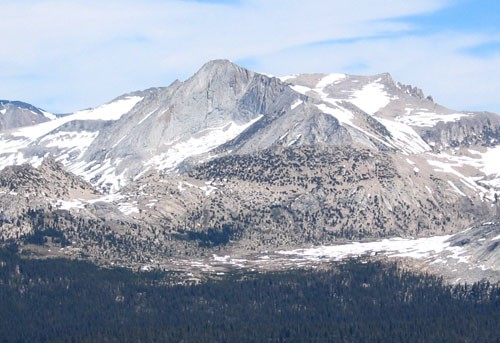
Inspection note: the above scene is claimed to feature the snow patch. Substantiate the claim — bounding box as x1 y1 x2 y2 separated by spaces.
279 235 455 261
0 151 44 171
290 85 312 95
55 199 86 210
315 103 354 125
212 254 248 268
397 111 469 128
278 75 297 82
287 134 302 147
138 109 157 125
112 135 127 149
117 202 139 215
427 156 489 197
68 158 129 193
87 192 124 204
480 146 500 176
277 233 474 268
376 118 430 154
290 99 303 110
147 115 263 171
41 110 57 120
349 81 392 115
9 96 142 140
201 184 217 196
447 180 466 197
316 73 346 88
40 131 99 151
278 131 289 142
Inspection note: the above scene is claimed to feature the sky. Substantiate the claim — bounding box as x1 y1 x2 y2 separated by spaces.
0 0 499 114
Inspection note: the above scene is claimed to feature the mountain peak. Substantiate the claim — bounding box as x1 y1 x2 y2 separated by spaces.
192 59 253 81
0 100 56 131
375 72 394 84
200 59 237 69
0 100 43 114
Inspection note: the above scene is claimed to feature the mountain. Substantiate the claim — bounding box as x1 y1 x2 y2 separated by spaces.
2 60 499 192
0 100 56 131
0 59 499 283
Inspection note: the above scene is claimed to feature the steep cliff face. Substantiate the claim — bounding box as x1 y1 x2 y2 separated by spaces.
420 113 500 149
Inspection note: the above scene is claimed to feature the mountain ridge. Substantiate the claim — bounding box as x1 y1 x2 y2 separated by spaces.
0 59 499 283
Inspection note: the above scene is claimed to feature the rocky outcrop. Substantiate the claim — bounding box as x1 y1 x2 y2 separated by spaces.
396 82 427 100
420 112 500 149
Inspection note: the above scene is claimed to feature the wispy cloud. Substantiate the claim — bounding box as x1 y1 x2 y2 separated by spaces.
462 40 500 58
0 0 499 114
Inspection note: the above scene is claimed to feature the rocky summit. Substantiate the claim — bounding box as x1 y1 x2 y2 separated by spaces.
0 59 500 283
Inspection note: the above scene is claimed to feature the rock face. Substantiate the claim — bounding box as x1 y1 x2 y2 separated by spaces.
406 217 500 284
420 113 500 149
0 60 499 280
448 218 500 272
0 100 56 131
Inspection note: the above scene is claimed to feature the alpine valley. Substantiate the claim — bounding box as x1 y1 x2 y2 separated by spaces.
1 59 500 284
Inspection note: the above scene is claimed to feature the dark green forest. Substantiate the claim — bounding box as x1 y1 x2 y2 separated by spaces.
0 247 499 342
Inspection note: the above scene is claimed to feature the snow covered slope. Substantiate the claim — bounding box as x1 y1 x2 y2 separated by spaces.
0 96 143 179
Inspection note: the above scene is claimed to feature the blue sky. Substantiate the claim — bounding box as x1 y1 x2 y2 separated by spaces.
0 0 499 114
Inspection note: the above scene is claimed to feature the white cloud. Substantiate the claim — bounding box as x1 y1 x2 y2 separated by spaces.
1 0 499 114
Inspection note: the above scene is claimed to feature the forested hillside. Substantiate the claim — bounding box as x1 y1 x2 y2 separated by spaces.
0 247 499 342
